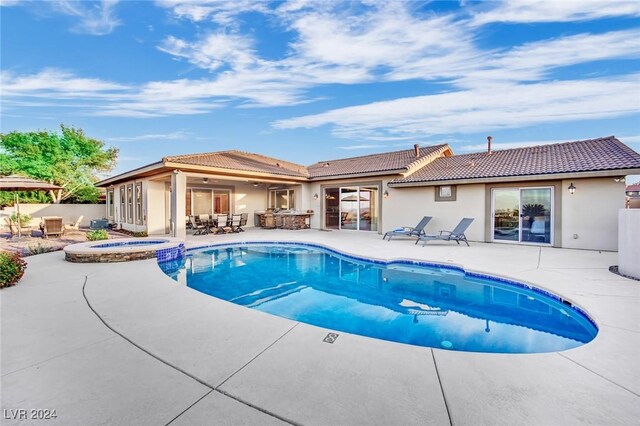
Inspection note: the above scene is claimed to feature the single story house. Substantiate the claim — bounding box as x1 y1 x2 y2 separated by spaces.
96 136 640 251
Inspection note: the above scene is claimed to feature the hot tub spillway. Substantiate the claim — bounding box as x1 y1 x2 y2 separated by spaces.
64 238 185 263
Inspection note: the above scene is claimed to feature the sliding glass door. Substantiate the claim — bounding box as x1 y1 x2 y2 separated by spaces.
492 187 553 244
325 186 379 231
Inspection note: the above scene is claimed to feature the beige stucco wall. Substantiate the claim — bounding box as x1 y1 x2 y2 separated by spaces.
234 181 267 227
1 204 105 228
561 177 625 251
618 209 640 279
384 183 486 241
147 180 167 235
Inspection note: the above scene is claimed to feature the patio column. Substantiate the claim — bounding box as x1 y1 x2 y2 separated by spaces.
171 170 187 240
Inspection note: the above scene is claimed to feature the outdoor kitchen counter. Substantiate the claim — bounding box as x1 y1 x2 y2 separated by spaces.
256 212 313 230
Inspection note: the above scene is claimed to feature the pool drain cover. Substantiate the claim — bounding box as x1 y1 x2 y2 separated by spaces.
323 333 339 344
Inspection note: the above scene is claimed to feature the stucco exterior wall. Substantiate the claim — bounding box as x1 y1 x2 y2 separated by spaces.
561 177 625 251
618 209 640 279
384 184 486 242
147 180 168 235
234 181 267 227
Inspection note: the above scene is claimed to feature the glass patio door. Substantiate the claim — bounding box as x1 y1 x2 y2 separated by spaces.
492 187 553 244
340 187 359 230
325 186 379 231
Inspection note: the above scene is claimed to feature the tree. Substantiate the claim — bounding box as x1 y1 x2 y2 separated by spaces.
0 125 118 204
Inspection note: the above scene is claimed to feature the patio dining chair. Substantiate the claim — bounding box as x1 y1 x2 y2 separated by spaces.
236 213 248 232
416 218 474 247
229 214 243 233
190 216 208 235
383 216 432 241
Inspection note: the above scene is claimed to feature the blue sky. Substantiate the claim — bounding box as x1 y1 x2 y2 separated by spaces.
1 0 639 178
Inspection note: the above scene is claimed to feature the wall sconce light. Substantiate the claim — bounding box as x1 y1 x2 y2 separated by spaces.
252 182 260 187
613 176 625 183
202 177 208 184
568 182 576 194
313 193 319 200
383 190 389 198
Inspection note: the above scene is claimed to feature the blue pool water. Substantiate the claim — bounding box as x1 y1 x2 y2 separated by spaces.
159 243 598 353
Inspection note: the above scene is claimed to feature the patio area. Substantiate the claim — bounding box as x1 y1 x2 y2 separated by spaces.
1 229 639 425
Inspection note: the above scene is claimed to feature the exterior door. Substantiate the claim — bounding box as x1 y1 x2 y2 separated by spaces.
492 187 553 244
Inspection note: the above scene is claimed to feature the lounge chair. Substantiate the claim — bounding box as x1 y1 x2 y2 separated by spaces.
416 218 474 247
64 215 84 232
42 217 64 239
383 216 432 241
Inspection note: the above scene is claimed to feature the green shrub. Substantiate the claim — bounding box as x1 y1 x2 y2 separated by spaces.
132 231 148 238
27 243 55 255
86 229 109 241
10 213 31 227
0 251 27 288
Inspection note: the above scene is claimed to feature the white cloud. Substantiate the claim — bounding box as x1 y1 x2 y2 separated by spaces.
274 75 640 138
155 0 269 24
337 144 388 150
52 0 121 35
470 0 640 26
107 131 191 142
0 0 22 6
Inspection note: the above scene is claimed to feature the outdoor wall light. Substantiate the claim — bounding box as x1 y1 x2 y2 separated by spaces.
383 190 389 198
313 193 319 200
202 177 208 184
568 182 576 194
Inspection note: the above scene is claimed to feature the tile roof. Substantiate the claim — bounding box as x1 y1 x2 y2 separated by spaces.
164 150 309 178
308 144 450 179
391 137 640 185
626 183 640 192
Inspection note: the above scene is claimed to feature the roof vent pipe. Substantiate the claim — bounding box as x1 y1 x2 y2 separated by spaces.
414 143 420 157
487 136 493 154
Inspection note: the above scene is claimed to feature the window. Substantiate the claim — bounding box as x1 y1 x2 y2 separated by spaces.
435 185 457 202
187 188 232 216
127 184 133 224
269 189 295 210
135 183 143 225
120 186 126 222
107 189 114 219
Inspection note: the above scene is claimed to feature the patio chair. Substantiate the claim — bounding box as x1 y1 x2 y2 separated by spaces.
190 216 208 235
229 214 243 233
416 218 474 247
215 214 230 234
236 213 248 232
64 215 84 232
383 216 432 241
42 217 64 239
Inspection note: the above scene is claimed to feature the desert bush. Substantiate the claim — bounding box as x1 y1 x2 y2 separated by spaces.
132 231 148 237
86 229 109 241
0 251 27 288
10 213 31 227
27 243 55 255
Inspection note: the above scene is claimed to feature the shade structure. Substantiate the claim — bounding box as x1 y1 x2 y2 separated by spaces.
0 175 62 238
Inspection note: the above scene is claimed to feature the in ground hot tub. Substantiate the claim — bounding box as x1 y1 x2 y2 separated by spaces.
64 238 185 263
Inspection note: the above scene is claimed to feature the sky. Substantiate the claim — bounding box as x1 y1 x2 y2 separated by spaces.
1 0 639 179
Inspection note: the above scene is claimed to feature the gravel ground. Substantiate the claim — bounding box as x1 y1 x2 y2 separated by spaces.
0 229 125 256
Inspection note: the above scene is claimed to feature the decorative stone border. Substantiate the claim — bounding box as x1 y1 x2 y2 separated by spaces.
64 237 185 263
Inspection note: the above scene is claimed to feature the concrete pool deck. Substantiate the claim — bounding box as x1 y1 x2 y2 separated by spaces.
1 229 639 425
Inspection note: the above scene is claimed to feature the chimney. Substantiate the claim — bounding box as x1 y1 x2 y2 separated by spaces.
414 143 420 157
487 136 493 154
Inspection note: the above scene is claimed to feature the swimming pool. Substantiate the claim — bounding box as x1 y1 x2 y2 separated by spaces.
159 242 597 353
